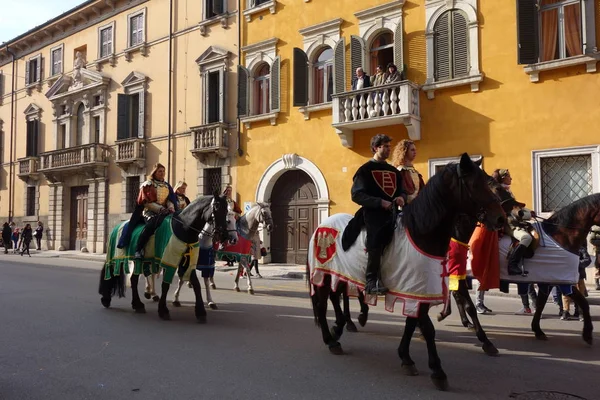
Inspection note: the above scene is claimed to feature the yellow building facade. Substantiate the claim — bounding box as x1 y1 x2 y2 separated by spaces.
237 0 600 264
0 0 241 253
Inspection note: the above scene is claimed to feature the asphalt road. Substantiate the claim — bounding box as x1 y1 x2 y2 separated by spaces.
1 256 599 400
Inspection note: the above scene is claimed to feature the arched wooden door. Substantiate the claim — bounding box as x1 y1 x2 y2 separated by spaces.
270 170 319 264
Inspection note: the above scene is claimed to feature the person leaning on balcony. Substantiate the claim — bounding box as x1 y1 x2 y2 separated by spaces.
391 139 425 205
384 63 402 84
351 67 371 90
174 181 191 210
372 65 388 87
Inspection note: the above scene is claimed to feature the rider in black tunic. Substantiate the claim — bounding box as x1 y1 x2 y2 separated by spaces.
351 134 407 295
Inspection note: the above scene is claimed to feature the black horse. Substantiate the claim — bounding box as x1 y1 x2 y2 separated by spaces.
98 193 233 323
308 154 505 391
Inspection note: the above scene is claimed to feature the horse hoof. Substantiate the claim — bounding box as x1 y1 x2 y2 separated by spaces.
328 343 343 355
431 376 449 391
144 293 151 300
437 313 448 322
134 307 146 314
152 296 159 302
466 324 476 331
358 312 368 327
173 301 181 307
583 333 593 345
482 342 499 356
401 364 419 376
248 289 254 295
209 303 218 310
197 315 207 324
235 287 240 292
210 284 216 289
100 298 111 308
535 332 548 341
159 312 171 321
345 322 358 333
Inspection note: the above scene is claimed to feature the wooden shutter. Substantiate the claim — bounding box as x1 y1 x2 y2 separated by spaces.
350 35 366 79
117 94 130 140
32 119 39 156
25 61 30 85
434 12 450 81
293 48 308 107
26 121 32 156
36 55 42 83
452 11 469 77
333 38 346 94
517 0 539 65
0 71 4 99
394 20 404 74
237 65 249 117
270 56 280 112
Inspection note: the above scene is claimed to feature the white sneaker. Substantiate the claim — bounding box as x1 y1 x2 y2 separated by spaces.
515 307 532 315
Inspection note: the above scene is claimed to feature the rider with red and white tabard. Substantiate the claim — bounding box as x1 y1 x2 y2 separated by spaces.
350 134 408 295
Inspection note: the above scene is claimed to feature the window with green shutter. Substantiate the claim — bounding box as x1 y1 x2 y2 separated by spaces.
433 10 469 82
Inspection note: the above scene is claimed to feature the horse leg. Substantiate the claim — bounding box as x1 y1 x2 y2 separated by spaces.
204 277 217 309
144 273 152 300
456 281 498 355
568 287 593 345
311 277 342 354
158 280 171 320
243 260 254 295
172 274 185 307
452 290 474 329
151 273 160 302
329 286 347 340
342 290 358 332
531 284 550 340
209 276 216 289
189 270 207 323
233 262 241 292
130 274 146 313
357 291 369 327
418 304 448 391
398 316 419 376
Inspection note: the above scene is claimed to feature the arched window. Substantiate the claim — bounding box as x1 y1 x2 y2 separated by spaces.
433 10 469 81
370 31 394 76
313 47 333 104
76 103 85 146
254 63 270 115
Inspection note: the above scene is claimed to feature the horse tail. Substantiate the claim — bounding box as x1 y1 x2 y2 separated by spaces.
98 263 127 298
307 259 320 327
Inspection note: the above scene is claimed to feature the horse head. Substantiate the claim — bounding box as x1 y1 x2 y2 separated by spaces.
211 193 237 244
455 153 505 230
257 202 274 232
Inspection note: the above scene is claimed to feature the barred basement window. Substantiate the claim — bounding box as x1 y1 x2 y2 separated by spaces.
540 154 592 212
203 168 222 195
434 10 469 81
26 186 36 216
126 176 140 213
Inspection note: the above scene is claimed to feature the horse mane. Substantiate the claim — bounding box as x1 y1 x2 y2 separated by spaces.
543 193 600 235
403 163 454 234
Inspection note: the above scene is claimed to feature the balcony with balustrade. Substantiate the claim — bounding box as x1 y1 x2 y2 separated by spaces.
331 81 421 148
38 143 111 181
115 138 145 170
17 156 40 181
190 122 229 160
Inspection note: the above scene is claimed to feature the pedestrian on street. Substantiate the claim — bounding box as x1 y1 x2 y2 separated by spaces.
11 224 20 254
21 224 33 257
2 222 12 254
34 221 44 251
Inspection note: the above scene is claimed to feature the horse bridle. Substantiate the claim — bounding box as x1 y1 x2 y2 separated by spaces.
456 165 497 224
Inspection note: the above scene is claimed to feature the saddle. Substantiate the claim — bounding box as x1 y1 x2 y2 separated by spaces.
506 226 540 260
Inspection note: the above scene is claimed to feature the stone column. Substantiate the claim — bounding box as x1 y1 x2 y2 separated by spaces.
96 179 108 253
49 182 66 251
84 179 97 253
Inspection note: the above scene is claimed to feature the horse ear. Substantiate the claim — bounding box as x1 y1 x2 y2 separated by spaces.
473 156 483 167
459 153 475 173
213 189 220 198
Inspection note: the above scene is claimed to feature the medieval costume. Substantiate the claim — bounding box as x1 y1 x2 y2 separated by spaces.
397 165 425 204
176 193 190 210
134 177 178 259
501 182 534 276
345 159 408 294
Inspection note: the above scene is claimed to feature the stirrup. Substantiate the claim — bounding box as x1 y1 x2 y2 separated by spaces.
365 280 389 295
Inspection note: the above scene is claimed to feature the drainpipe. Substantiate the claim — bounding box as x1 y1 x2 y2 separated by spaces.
6 46 17 222
236 0 243 157
167 0 174 183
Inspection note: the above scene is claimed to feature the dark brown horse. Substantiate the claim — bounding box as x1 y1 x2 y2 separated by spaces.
308 154 505 391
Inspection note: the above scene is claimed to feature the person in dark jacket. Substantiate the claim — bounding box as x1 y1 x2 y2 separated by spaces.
34 221 44 250
2 222 12 254
20 224 33 257
349 134 408 294
351 67 371 90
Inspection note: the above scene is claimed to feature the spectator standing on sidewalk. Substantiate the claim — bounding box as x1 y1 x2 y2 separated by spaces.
34 221 44 251
20 224 33 257
2 222 12 254
11 224 20 254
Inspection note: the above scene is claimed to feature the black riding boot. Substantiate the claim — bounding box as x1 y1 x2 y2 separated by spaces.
365 250 388 295
507 244 529 276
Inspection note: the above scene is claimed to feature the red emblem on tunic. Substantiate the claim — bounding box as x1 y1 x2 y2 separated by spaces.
314 227 339 265
372 171 397 197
